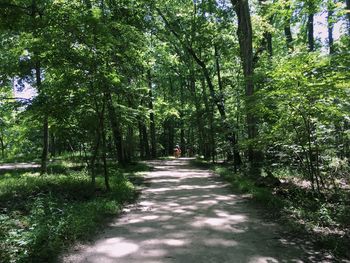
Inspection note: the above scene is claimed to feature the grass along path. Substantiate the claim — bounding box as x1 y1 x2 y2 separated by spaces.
0 162 147 263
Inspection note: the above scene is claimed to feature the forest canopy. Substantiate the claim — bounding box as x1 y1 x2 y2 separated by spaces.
1 0 350 261
1 0 349 185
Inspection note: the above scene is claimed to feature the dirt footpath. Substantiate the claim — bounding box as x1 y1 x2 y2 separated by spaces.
61 158 333 263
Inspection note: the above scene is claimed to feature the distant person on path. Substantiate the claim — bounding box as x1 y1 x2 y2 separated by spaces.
174 145 181 158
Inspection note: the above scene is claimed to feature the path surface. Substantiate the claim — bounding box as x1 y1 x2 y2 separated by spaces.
0 162 40 171
61 158 330 263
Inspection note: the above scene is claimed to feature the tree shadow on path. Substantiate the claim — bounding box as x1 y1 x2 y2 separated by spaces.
61 158 335 263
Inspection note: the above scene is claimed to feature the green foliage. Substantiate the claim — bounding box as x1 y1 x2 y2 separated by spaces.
256 52 350 191
0 169 137 263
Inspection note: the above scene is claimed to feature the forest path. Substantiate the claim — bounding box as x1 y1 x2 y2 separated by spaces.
61 158 329 263
0 162 40 171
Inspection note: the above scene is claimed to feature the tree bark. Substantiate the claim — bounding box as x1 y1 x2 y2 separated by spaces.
138 122 145 159
35 60 49 175
148 70 157 158
105 91 125 165
31 0 49 174
0 132 5 158
101 110 110 191
282 3 293 51
90 126 100 188
328 6 334 54
284 25 293 51
188 72 205 157
307 2 315 51
232 0 258 164
346 0 350 35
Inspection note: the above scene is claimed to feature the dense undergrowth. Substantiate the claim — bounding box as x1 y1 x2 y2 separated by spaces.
192 160 350 260
0 162 148 263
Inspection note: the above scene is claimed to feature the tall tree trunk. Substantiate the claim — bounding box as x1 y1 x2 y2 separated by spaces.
101 110 110 191
188 73 205 158
35 61 49 174
307 2 315 51
142 124 151 159
283 3 294 51
90 127 100 188
264 31 273 57
50 133 56 157
31 0 48 175
0 133 5 159
214 44 223 95
328 3 334 54
138 122 145 159
141 122 151 159
148 70 157 158
105 91 125 165
284 24 293 51
346 0 350 35
125 126 134 162
232 0 258 165
200 77 215 160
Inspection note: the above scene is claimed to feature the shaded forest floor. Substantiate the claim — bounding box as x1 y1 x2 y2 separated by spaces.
61 158 343 263
0 159 149 263
192 160 350 261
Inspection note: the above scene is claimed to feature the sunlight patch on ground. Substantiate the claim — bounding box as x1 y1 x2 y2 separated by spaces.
191 214 247 231
146 184 228 193
143 238 188 247
93 238 139 258
134 227 155 234
141 215 159 220
248 256 279 263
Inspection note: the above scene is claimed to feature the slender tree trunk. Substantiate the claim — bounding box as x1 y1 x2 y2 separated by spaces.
201 77 215 160
50 133 56 157
90 128 100 188
284 25 293 51
179 83 186 156
328 1 335 54
0 133 5 159
214 44 223 95
189 74 205 158
35 61 49 174
31 0 49 174
142 124 151 159
148 70 157 158
138 122 145 159
283 3 293 51
328 12 334 54
125 126 134 162
346 0 350 35
265 31 273 57
105 91 125 165
141 122 151 159
101 111 110 191
307 2 315 51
